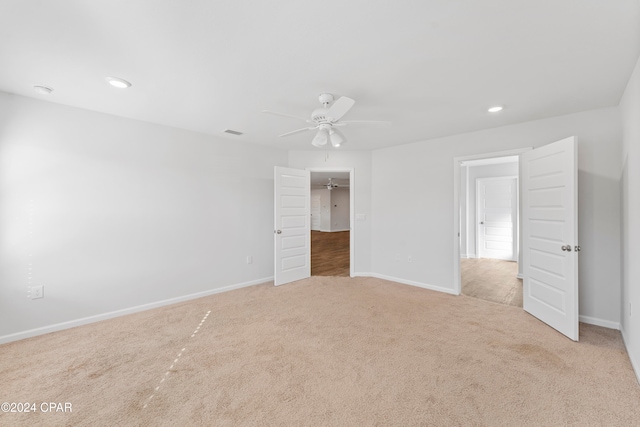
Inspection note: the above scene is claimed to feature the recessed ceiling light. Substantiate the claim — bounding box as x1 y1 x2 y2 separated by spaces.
488 105 503 113
33 85 53 95
105 77 132 89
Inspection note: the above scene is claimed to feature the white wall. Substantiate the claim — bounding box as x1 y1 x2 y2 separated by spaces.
372 107 622 325
310 187 350 232
330 188 350 231
288 150 372 275
0 92 288 342
620 55 640 381
461 162 518 258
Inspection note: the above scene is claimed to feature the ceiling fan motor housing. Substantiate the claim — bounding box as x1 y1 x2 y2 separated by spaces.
311 108 330 123
318 93 334 106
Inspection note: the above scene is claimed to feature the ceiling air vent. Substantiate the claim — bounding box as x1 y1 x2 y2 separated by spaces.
224 129 243 136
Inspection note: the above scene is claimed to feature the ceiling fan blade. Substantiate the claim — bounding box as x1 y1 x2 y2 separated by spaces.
325 96 355 122
279 126 316 137
261 110 313 123
339 120 392 126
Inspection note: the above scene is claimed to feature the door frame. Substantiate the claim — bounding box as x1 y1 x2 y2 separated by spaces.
307 167 355 278
476 176 518 261
453 148 531 295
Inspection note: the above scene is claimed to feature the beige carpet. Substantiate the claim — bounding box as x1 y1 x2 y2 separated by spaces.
1 276 639 426
461 258 523 307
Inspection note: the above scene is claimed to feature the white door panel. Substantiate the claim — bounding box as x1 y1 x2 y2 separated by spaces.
521 136 579 341
274 167 310 286
477 177 517 260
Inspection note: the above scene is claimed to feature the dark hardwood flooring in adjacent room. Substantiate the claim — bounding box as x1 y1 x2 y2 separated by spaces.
311 231 350 276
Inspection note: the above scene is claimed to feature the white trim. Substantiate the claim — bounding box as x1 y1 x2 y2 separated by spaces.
621 328 640 386
578 315 620 330
0 276 272 345
369 273 459 295
516 273 523 279
352 272 374 277
463 164 470 258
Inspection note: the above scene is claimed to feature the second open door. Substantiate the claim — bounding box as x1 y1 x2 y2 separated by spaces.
274 166 310 286
521 136 579 341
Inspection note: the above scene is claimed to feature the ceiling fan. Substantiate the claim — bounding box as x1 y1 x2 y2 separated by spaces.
262 93 389 148
325 178 339 190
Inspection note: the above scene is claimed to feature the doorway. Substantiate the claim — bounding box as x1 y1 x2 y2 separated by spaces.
309 169 353 277
453 138 579 340
454 150 528 306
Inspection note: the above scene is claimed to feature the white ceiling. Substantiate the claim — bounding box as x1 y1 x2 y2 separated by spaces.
1 1 639 151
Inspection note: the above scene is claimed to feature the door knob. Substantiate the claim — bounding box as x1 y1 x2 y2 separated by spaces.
275 230 282 234
479 221 484 224
575 245 581 252
561 245 572 252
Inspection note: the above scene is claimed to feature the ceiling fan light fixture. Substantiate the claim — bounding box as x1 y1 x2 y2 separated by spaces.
312 128 329 147
329 129 344 147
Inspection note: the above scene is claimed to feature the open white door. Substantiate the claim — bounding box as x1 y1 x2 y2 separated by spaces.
521 136 579 340
274 166 310 286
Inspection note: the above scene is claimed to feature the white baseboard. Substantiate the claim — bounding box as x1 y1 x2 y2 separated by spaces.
0 276 273 345
369 273 458 295
352 272 374 278
516 273 523 279
579 315 620 330
621 327 640 386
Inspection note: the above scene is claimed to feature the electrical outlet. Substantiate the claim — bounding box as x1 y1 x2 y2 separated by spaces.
246 256 253 265
408 256 413 263
31 285 43 299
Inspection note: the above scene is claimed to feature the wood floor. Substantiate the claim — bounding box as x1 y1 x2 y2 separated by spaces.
461 258 523 307
311 231 350 276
